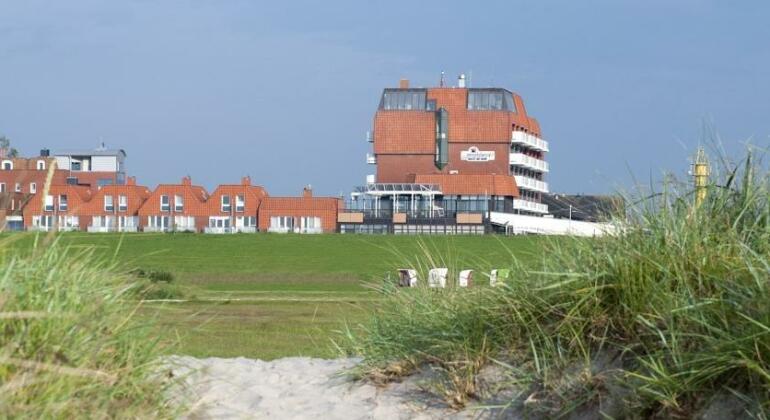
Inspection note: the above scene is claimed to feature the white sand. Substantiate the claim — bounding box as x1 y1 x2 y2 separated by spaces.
168 356 477 420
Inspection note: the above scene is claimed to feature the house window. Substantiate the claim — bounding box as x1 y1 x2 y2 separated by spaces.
30 182 36 194
160 195 170 212
221 195 231 212
104 195 114 212
235 194 245 212
37 160 46 170
174 195 184 212
15 183 21 192
44 195 54 211
71 161 82 171
0 183 5 193
148 215 170 229
270 216 293 230
59 195 68 212
118 195 127 212
1 160 12 170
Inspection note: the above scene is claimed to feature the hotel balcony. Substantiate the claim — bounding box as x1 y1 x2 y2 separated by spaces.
511 131 549 152
514 175 550 193
513 199 549 214
366 153 377 164
509 153 549 173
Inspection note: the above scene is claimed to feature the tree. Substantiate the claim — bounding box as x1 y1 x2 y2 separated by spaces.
0 136 19 158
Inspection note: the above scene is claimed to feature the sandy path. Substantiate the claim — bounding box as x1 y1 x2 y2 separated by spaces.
169 356 477 420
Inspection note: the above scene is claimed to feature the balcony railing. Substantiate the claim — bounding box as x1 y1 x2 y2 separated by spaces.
514 175 550 193
512 199 549 214
366 153 377 164
509 153 549 173
204 226 257 234
87 226 139 233
511 131 549 152
143 226 170 233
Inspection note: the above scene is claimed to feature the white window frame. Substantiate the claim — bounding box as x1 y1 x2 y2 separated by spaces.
44 195 54 212
118 194 127 212
30 182 37 194
235 194 245 212
59 194 68 212
160 195 170 212
221 195 231 212
0 183 5 193
174 194 184 212
15 183 21 193
37 160 46 170
1 160 12 170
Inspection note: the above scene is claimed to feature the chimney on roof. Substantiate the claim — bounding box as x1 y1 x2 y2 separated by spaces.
399 79 409 89
241 176 251 186
127 176 136 186
458 73 466 88
182 176 192 186
302 185 313 198
40 149 50 157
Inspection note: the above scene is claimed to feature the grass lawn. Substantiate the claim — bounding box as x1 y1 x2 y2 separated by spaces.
5 233 544 359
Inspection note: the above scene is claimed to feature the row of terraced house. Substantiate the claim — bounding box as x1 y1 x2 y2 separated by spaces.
0 151 341 234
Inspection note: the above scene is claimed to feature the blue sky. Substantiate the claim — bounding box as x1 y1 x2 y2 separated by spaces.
1 0 768 195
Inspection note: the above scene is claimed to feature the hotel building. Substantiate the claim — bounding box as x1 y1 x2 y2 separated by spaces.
341 76 550 234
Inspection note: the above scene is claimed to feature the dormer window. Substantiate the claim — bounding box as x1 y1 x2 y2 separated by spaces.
104 195 114 212
174 195 184 212
1 160 12 170
37 160 46 170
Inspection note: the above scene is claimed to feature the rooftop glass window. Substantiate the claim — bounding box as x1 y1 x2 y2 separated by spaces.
467 89 516 112
379 89 427 110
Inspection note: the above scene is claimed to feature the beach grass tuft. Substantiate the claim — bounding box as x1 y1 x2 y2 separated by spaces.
346 148 770 417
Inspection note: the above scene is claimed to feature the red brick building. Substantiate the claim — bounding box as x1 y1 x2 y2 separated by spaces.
204 177 267 233
82 177 152 232
137 176 208 232
343 76 550 233
258 187 341 233
22 184 93 231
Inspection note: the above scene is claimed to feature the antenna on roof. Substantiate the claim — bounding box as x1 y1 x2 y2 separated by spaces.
439 71 445 87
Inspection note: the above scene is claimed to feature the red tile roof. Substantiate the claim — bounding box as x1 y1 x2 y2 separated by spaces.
414 174 519 197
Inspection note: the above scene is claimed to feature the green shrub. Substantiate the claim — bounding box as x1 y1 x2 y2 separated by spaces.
0 238 175 417
131 268 175 283
346 149 770 417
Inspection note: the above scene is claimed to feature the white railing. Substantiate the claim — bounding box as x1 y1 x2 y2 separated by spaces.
514 176 549 193
204 226 257 234
88 226 140 233
88 226 110 233
366 153 377 164
509 153 549 173
511 131 549 152
512 199 549 214
143 226 170 233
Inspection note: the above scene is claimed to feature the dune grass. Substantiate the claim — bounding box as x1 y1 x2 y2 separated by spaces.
0 235 174 418
346 150 770 417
